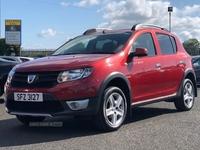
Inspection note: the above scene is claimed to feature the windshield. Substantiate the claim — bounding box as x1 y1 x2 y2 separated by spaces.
52 32 132 56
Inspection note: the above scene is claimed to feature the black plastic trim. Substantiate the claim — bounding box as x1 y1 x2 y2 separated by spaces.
96 72 132 116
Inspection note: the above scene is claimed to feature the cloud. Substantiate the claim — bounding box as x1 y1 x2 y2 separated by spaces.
98 0 171 28
97 0 200 42
178 29 200 42
181 5 200 16
74 0 99 7
179 31 193 40
60 2 70 6
37 29 57 38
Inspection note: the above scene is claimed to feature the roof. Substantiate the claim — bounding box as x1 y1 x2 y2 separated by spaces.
82 23 169 35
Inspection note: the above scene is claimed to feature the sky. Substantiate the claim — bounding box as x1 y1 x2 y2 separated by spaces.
1 0 200 50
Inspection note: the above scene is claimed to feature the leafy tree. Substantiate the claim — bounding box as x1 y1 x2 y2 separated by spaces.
0 38 21 56
0 38 11 55
182 38 200 55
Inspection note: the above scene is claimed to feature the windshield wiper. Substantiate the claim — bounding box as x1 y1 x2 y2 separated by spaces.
66 53 83 55
51 53 80 56
91 52 115 54
52 52 115 56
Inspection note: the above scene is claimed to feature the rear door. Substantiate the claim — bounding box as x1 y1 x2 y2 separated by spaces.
155 33 184 96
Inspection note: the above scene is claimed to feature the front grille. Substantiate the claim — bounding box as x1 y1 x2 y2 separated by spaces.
7 100 65 114
11 72 60 88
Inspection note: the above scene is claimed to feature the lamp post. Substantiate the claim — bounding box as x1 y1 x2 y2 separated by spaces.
168 6 173 32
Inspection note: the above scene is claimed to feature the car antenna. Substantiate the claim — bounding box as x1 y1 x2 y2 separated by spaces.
103 5 125 34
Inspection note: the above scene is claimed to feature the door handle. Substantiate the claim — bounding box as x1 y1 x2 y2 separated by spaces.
156 63 161 68
179 60 184 65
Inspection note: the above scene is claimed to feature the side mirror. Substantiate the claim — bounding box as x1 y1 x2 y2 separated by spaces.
127 47 148 62
132 47 148 57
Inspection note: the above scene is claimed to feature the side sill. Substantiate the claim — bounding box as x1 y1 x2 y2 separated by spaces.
131 93 177 108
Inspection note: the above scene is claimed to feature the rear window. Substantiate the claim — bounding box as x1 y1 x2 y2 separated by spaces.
156 33 177 55
19 58 30 62
1 57 15 62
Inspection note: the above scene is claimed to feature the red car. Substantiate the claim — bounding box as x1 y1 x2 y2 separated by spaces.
4 24 197 132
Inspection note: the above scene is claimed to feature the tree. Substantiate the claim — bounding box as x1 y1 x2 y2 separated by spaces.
0 38 20 56
0 38 11 55
182 38 200 55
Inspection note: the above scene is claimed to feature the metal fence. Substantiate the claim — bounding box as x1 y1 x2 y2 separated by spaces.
21 49 54 57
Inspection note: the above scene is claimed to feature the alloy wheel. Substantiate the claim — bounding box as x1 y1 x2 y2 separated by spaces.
104 92 125 127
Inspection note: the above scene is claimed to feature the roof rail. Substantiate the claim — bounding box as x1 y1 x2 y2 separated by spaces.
131 23 169 31
83 28 112 35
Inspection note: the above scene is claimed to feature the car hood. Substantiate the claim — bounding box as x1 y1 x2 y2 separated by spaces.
15 54 110 72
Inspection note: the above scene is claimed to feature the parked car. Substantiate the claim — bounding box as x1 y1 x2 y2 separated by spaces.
0 56 34 63
192 56 200 86
192 55 200 61
0 58 18 97
192 55 200 62
4 23 197 132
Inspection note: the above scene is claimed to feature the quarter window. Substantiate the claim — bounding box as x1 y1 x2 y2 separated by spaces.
170 36 177 52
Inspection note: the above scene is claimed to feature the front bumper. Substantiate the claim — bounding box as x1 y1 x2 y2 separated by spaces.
5 92 100 117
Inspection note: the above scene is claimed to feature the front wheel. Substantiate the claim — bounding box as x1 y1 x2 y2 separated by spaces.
174 78 195 111
16 115 46 125
93 86 127 132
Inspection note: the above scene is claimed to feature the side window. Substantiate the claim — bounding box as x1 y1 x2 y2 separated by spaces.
20 58 29 62
156 33 176 54
96 39 117 51
2 58 14 61
193 59 200 67
132 33 156 56
170 36 177 52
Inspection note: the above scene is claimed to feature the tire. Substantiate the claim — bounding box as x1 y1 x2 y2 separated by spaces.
16 115 46 125
174 78 195 111
93 86 127 132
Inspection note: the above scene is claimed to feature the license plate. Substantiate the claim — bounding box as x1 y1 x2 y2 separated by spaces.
14 92 43 102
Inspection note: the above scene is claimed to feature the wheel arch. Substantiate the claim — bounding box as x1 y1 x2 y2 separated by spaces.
97 72 132 117
177 68 197 97
185 69 197 97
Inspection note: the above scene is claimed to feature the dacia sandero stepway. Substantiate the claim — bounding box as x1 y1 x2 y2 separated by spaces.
4 23 197 132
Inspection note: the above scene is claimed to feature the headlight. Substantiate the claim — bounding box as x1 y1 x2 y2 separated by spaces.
7 70 15 84
57 67 94 83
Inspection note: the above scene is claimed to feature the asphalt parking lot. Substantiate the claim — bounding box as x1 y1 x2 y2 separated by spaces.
0 90 200 150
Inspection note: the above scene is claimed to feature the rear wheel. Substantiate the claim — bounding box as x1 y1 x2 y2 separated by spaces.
16 115 46 125
93 86 127 132
174 78 195 111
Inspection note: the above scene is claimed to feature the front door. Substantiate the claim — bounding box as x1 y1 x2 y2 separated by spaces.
128 32 163 103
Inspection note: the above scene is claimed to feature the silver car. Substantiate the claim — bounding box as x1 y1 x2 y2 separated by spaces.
0 56 34 63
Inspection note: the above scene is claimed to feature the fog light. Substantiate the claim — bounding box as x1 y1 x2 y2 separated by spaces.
70 102 79 110
66 99 89 110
